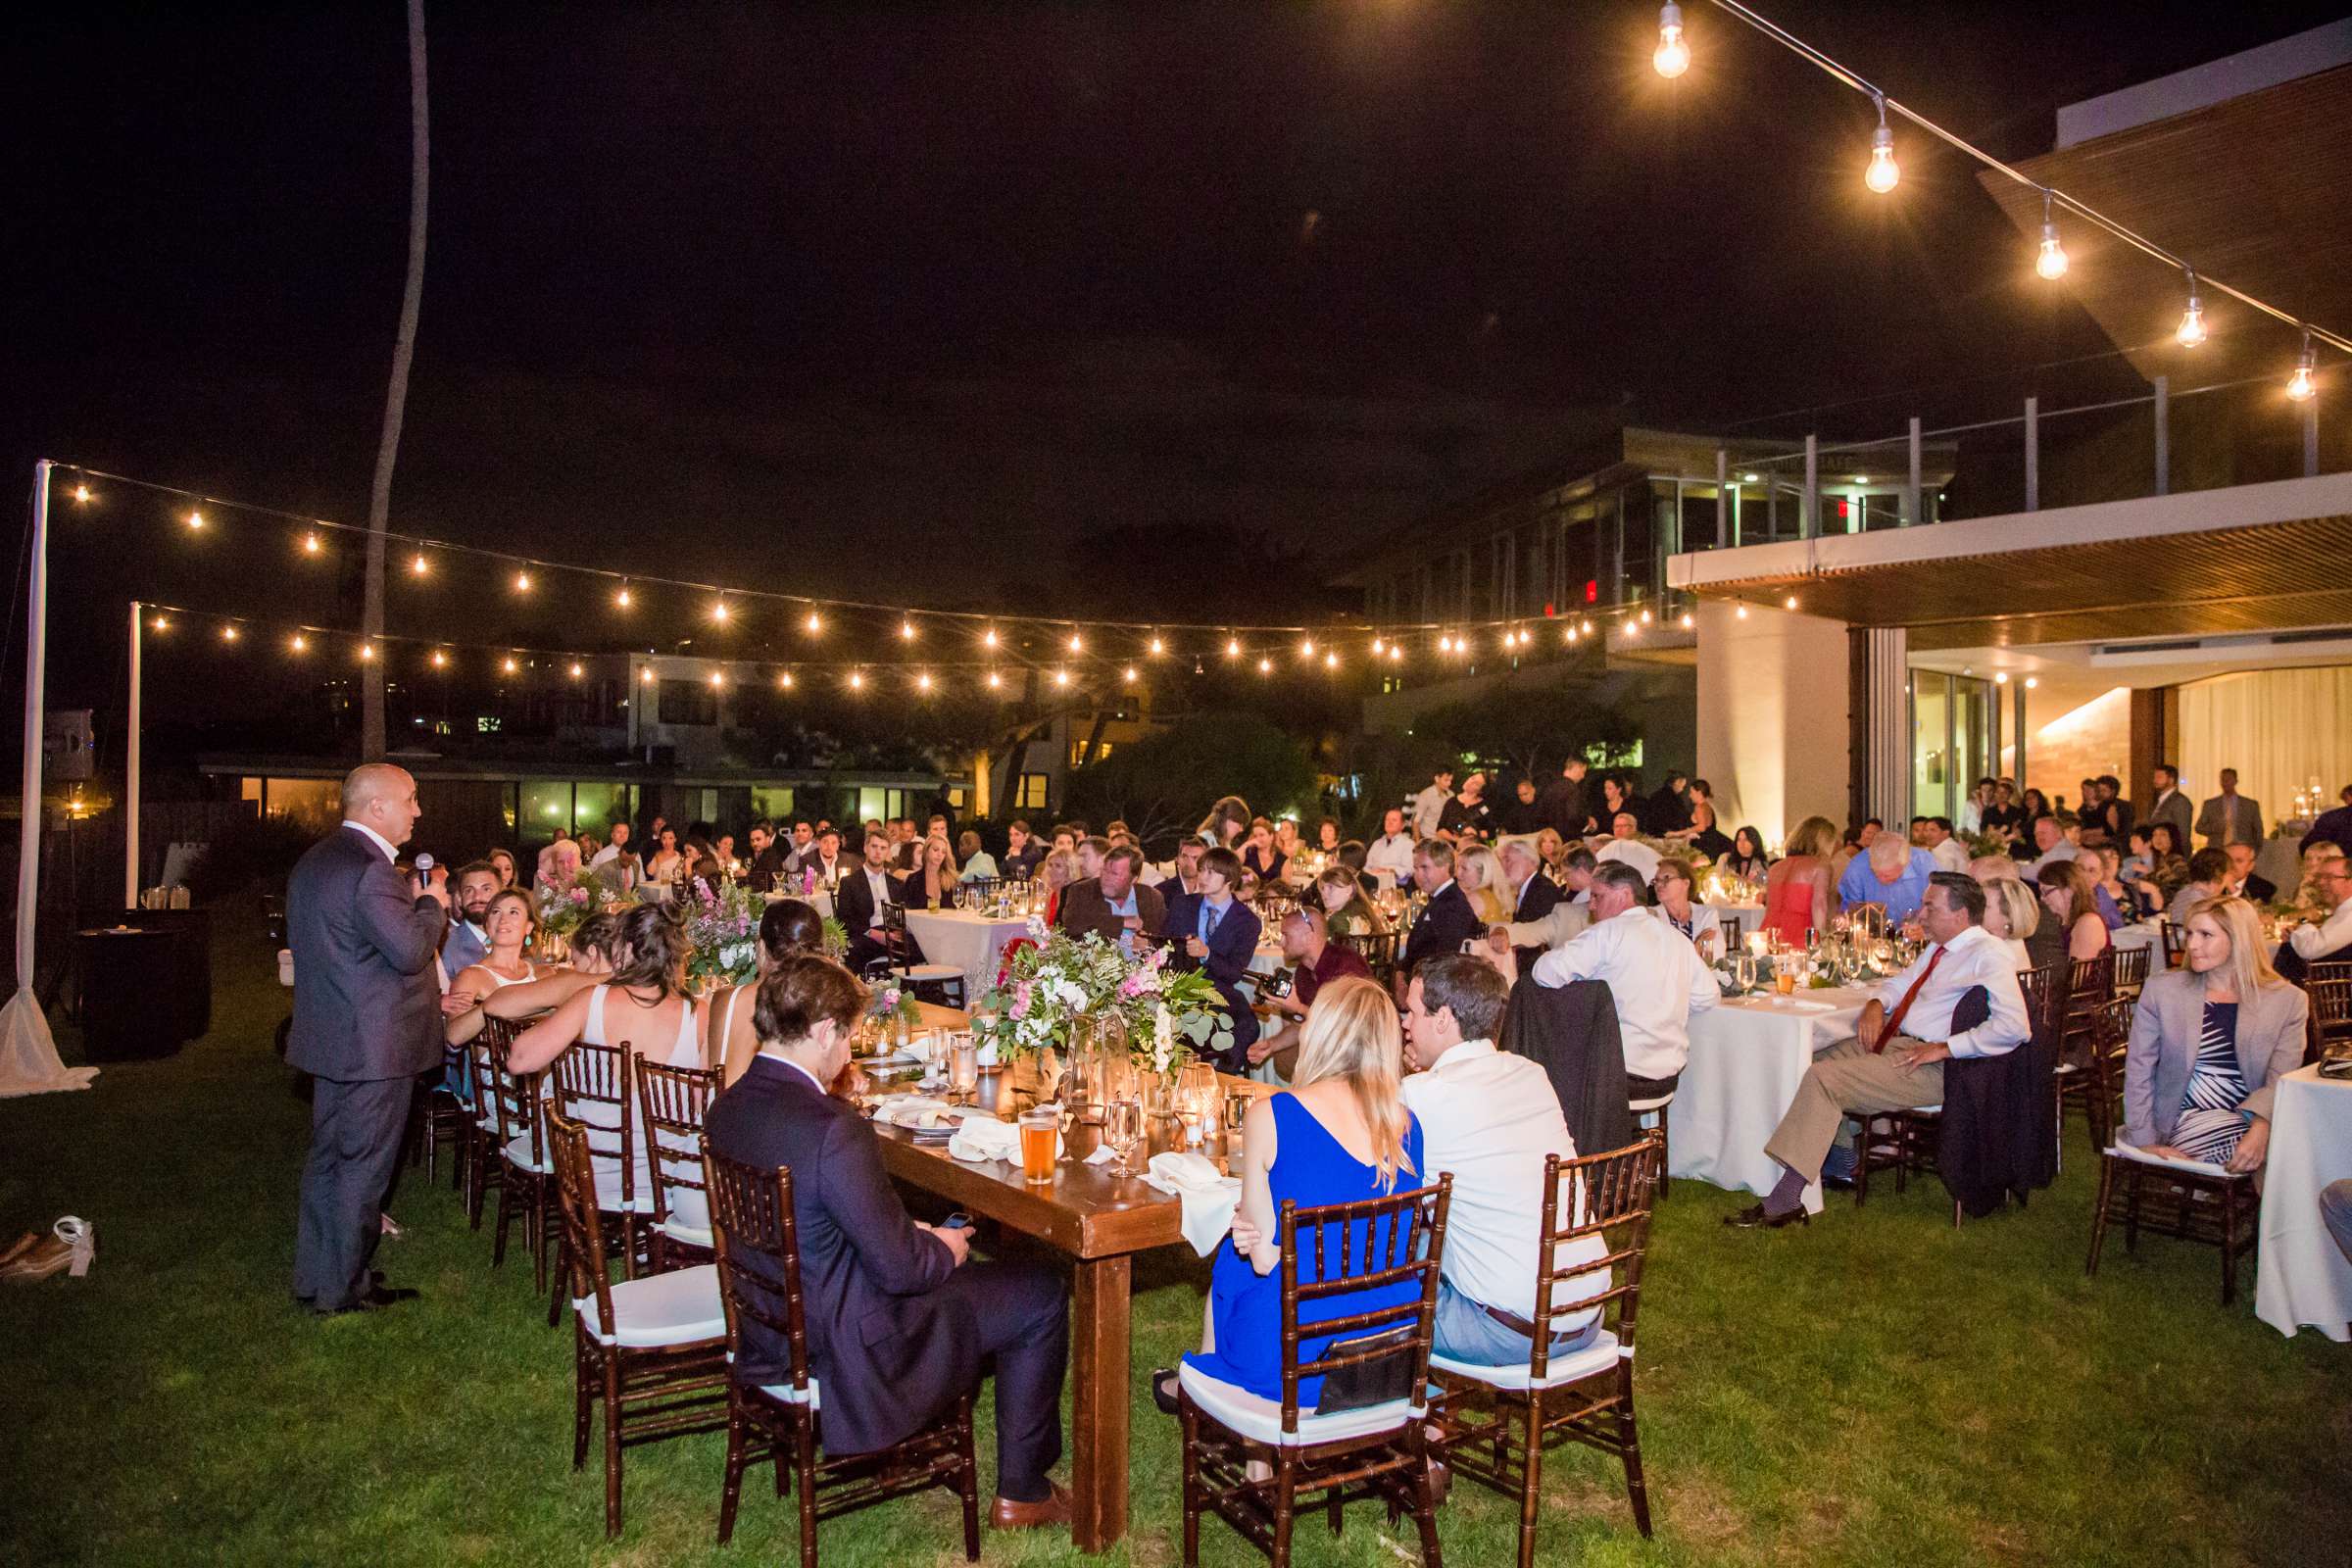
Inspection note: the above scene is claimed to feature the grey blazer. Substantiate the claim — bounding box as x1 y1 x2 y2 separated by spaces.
2120 967 2308 1149
285 826 450 1082
2193 793 2264 850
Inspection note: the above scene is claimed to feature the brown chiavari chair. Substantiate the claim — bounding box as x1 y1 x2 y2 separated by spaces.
2159 918 2189 969
2054 952 2116 1149
704 1152 981 1565
2110 943 2152 1003
2305 959 2352 1064
553 1042 650 1278
463 1016 518 1234
544 1108 729 1538
481 1027 559 1298
635 1059 717 1274
1431 1138 1663 1568
1332 928 1403 991
1176 1175 1454 1568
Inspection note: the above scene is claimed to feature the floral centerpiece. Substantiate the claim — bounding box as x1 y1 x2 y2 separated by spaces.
536 866 632 941
681 877 761 990
969 924 1233 1071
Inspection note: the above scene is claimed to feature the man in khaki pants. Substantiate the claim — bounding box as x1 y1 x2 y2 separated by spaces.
1728 873 2031 1230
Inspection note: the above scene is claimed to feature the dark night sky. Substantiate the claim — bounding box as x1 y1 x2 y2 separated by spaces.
5 1 2343 719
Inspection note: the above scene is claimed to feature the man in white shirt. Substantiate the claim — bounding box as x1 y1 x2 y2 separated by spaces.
1530 862 1717 1097
1411 767 1454 845
1593 812 1661 884
1401 956 1606 1364
1731 872 2031 1230
1921 816 1971 874
1364 807 1418 885
2286 852 2352 968
587 820 631 870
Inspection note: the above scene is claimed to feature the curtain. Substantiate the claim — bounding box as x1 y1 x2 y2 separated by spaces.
2178 666 2352 827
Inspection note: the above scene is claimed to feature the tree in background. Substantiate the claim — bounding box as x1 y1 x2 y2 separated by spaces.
1410 683 1641 789
1063 711 1318 855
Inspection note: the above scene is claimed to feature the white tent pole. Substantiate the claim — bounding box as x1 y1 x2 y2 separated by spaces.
125 599 141 909
15 462 51 992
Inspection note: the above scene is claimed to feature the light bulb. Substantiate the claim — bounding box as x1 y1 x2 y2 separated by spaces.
1054 668 1071 688
805 611 822 634
303 531 320 554
2176 272 2207 347
1736 604 1749 619
1581 619 1593 636
1067 631 1084 653
1257 658 1272 674
849 671 864 691
640 666 654 684
1567 626 1579 643
983 627 999 648
916 671 933 692
150 615 169 631
1371 636 1385 655
778 670 794 689
710 599 730 622
2034 192 2068 280
185 511 204 528
72 485 91 504
1653 3 1689 77
1300 637 1314 658
411 553 428 575
431 650 447 668
1324 651 1339 669
508 657 522 675
706 669 721 687
1390 645 1403 662
220 624 238 642
900 620 916 641
2286 334 2317 401
1122 666 1138 683
1784 595 1799 611
1149 636 1163 656
1226 637 1241 657
1680 612 1694 630
615 584 632 609
569 662 583 678
359 643 375 661
1640 608 1652 624
987 670 1002 689
514 570 532 592
1993 671 2008 685
2024 676 2038 690
1865 99 1898 193
290 634 307 653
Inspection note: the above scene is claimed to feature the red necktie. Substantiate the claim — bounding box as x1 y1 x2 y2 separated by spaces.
1874 945 1946 1054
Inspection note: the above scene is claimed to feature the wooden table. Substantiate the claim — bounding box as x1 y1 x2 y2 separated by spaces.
864 1015 1227 1553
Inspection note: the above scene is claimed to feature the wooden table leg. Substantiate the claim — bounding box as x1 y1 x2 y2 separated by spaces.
1070 1252 1133 1553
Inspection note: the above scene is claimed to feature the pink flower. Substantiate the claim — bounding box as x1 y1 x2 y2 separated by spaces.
1010 981 1033 1020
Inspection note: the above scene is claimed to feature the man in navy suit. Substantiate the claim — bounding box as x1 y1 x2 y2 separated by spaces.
704 956 1071 1529
286 764 450 1315
1397 839 1483 1005
1173 846 1261 1073
835 825 913 972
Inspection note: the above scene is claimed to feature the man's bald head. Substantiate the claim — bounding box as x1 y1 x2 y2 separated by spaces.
343 763 421 847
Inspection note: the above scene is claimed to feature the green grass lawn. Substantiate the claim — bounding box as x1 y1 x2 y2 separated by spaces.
3 900 2346 1566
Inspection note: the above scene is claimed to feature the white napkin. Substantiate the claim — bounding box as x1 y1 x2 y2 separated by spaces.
1083 1144 1119 1165
874 1095 955 1129
948 1113 1020 1163
1143 1152 1243 1256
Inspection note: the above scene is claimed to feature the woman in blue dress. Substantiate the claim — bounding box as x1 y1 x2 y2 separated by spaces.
1157 975 1424 1414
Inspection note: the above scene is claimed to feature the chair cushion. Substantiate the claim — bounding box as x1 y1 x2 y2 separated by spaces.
591 1162 657 1215
1430 1330 1626 1393
2106 1143 2237 1179
1176 1360 1424 1447
1627 1094 1675 1113
574 1262 726 1348
755 1379 821 1411
658 1218 714 1250
502 1134 552 1175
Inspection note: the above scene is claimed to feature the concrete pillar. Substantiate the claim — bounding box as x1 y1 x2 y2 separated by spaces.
1694 598 1849 845
1844 625 1910 830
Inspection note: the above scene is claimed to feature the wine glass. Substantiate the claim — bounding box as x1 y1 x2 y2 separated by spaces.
1734 954 1757 994
1104 1097 1144 1174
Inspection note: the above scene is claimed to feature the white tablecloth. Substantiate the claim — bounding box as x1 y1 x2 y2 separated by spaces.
904 910 1031 997
1704 901 1764 941
1668 985 1874 1216
2112 919 2162 953
2256 1065 2352 1341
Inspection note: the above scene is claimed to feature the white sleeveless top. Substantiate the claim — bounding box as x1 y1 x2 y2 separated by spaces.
584 984 702 1068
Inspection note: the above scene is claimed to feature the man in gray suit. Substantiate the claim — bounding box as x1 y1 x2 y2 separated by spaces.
288 764 450 1315
2194 768 2264 851
2146 763 2194 848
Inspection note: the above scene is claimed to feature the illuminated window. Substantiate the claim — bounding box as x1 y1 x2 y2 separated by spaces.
1069 739 1116 768
1013 773 1051 810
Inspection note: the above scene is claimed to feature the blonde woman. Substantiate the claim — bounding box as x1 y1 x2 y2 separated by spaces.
1157 975 1424 1411
2122 897 2308 1172
1761 814 1838 946
1454 845 1510 926
1037 848 1079 927
1983 876 2040 970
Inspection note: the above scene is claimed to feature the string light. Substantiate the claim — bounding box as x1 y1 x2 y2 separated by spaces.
1226 637 1241 658
1653 2 1689 78
432 650 448 668
506 657 522 675
2287 331 2317 401
615 583 633 610
1148 636 1164 656
777 670 794 689
1784 595 1800 611
150 615 169 631
916 670 933 692
302 531 321 555
1566 625 1580 643
1581 619 1593 636
1389 645 1404 663
1639 608 1652 624
710 597 730 623
1736 603 1749 619
1122 665 1138 683
2034 189 2068 280
1680 612 1694 630
1067 631 1084 654
185 511 205 529
220 623 238 642
986 669 1002 690
514 570 533 593
1257 657 1273 674
359 643 375 662
983 627 999 649
849 670 865 691
2176 270 2207 348
1371 636 1385 655
289 633 307 653
411 552 429 575
806 611 823 635
71 485 92 504
1864 93 1898 193
1299 637 1314 658
640 666 654 685
569 662 584 678
707 668 723 687
1324 651 1340 670
900 619 917 641
1054 668 1071 688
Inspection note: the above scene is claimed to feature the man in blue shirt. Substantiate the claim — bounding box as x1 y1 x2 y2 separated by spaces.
1179 847 1261 1072
1837 833 1937 924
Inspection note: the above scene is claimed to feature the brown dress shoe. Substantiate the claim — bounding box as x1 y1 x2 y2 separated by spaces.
989 1483 1072 1531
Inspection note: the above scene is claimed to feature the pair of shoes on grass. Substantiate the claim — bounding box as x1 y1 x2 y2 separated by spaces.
1 1217 93 1284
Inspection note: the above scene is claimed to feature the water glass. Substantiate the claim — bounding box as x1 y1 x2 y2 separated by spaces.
949 1039 979 1101
1104 1098 1144 1173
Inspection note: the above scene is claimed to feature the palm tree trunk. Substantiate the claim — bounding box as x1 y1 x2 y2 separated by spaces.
362 0 430 760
